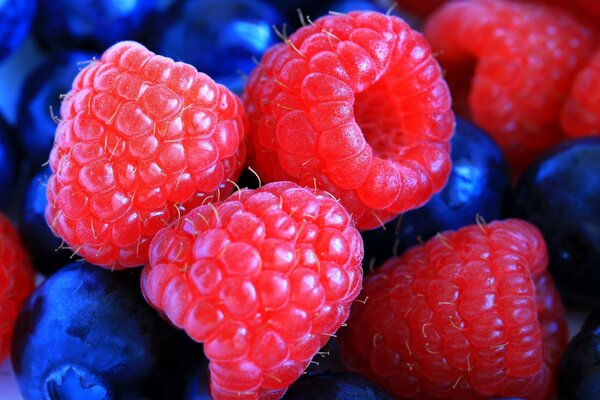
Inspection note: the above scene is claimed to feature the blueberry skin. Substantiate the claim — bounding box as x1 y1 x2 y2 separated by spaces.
19 166 73 276
33 0 168 51
512 137 600 306
149 0 283 93
11 262 205 400
283 371 394 400
314 0 385 17
17 52 97 168
0 116 20 210
0 0 36 61
362 118 510 266
557 307 600 399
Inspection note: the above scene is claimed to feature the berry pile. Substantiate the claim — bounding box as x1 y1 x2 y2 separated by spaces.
0 0 599 399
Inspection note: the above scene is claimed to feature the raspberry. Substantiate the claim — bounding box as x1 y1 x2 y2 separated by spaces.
339 219 568 399
243 11 454 230
560 48 600 137
424 0 597 172
141 181 364 399
393 0 447 17
45 41 247 269
0 213 35 362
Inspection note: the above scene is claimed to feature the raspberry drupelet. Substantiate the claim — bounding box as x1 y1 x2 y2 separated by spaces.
561 48 600 137
45 41 247 269
243 11 454 230
424 0 597 173
0 213 35 362
141 181 364 399
339 219 568 399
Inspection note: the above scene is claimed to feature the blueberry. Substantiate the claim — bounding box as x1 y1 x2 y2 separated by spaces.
0 116 19 210
314 0 386 17
283 371 394 399
511 137 600 306
558 307 600 399
11 262 205 399
362 117 510 267
17 51 98 167
33 0 170 51
0 0 36 61
148 0 283 94
18 166 73 276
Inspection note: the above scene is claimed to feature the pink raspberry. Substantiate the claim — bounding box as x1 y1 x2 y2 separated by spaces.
561 47 600 137
424 0 597 173
243 11 454 230
0 213 35 362
45 41 247 269
339 219 568 399
141 181 364 399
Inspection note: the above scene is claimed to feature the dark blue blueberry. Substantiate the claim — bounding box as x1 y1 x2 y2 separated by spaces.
512 137 600 306
19 166 73 276
0 115 20 210
314 0 385 17
283 371 393 399
11 262 205 400
17 51 97 167
362 117 510 267
0 0 36 61
557 307 600 400
33 0 171 51
148 0 283 94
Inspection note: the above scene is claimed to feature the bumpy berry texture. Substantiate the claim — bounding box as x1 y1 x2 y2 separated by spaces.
424 0 597 172
244 11 454 230
561 48 600 137
0 213 35 362
339 219 568 399
141 181 364 399
45 41 247 269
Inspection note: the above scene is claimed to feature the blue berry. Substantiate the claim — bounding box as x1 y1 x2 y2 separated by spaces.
314 0 386 17
558 307 600 400
0 0 36 61
512 137 600 306
283 371 393 399
33 0 169 51
362 117 510 266
148 0 283 93
11 262 204 399
19 166 73 276
17 51 97 167
0 116 20 210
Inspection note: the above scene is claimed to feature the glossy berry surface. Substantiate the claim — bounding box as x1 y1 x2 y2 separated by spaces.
33 0 168 51
244 11 454 230
18 51 98 168
11 262 204 400
149 0 283 94
142 181 364 399
424 0 597 173
314 0 386 17
19 166 74 276
561 48 600 138
0 213 35 362
512 137 600 306
45 41 247 269
558 307 600 400
283 371 393 399
0 0 36 61
0 116 19 210
362 117 509 267
340 219 568 399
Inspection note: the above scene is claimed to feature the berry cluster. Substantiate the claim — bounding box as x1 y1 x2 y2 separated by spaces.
1 0 599 399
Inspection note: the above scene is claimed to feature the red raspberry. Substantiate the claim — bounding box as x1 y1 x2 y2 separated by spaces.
243 11 454 230
424 0 597 173
339 219 568 399
393 0 447 17
45 41 247 269
141 181 364 399
561 48 600 137
0 213 35 362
